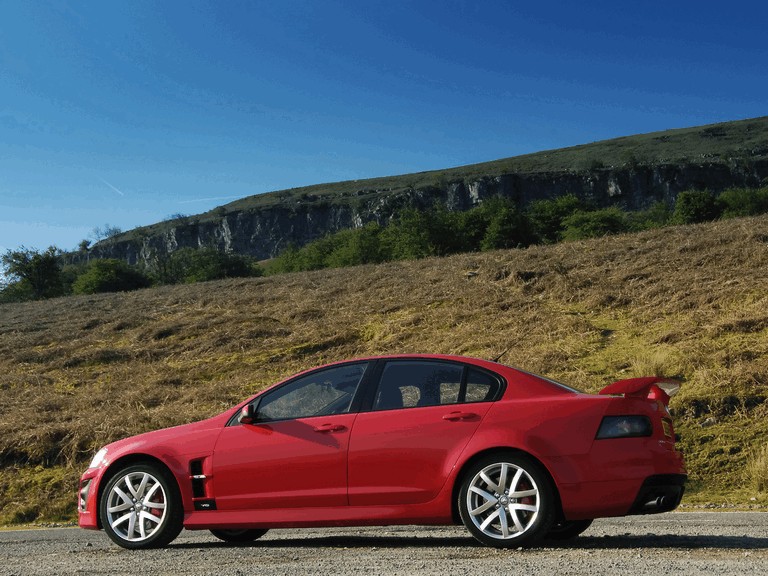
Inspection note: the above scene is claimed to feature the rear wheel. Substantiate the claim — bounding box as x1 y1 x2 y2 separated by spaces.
546 519 593 540
99 463 183 549
210 528 268 543
458 453 554 548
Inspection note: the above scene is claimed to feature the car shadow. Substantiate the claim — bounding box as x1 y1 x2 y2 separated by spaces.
171 532 768 550
548 533 768 550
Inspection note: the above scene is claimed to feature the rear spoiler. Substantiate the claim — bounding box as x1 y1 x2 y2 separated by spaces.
599 377 680 407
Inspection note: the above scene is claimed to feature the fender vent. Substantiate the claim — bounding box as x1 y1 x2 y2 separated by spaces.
190 459 207 498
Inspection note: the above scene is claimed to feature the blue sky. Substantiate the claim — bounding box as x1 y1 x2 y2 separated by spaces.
1 0 766 254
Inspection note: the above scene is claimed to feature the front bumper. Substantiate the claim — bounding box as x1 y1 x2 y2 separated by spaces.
78 469 102 530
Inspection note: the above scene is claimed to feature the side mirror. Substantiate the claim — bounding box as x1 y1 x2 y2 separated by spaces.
238 404 256 425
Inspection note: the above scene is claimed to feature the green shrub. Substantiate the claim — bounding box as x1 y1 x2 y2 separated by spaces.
562 207 630 240
324 223 386 269
166 248 262 283
72 259 152 294
719 187 768 219
627 201 673 231
672 190 724 224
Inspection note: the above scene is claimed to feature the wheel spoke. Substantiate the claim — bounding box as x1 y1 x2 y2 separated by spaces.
509 488 537 498
498 507 510 537
510 503 538 513
479 509 501 532
509 468 524 492
469 485 496 501
479 471 501 494
111 512 133 528
470 499 498 516
112 486 133 506
510 508 525 533
140 511 162 525
135 473 149 499
498 463 509 493
124 476 139 499
144 499 166 510
126 512 137 539
144 481 162 501
108 500 132 514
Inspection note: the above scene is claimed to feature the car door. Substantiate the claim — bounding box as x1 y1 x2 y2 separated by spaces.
211 362 369 511
347 360 501 506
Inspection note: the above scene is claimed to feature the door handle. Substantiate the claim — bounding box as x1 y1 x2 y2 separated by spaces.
313 423 347 433
442 411 478 421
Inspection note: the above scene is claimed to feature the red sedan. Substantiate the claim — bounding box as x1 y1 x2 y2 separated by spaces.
78 355 686 549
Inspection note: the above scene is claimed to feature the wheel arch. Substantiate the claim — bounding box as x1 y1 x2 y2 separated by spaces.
96 454 182 529
450 447 565 525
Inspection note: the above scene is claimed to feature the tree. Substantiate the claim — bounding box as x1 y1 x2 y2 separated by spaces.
480 200 532 250
91 224 123 242
380 209 433 260
527 194 584 244
1 246 64 301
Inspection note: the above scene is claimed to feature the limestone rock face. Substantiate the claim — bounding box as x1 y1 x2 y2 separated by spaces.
84 160 768 265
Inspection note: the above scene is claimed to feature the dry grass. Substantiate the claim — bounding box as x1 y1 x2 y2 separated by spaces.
2 215 768 523
750 443 768 493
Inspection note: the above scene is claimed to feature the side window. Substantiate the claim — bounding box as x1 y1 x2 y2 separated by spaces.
373 361 464 410
465 368 501 403
256 363 368 421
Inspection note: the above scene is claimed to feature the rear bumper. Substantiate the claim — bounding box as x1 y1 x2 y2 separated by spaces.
628 474 686 515
553 439 687 520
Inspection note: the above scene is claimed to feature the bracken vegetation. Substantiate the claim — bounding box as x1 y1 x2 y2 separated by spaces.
266 187 768 273
1 215 767 524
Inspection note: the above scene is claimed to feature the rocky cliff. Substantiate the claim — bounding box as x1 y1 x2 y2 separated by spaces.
82 117 768 265
84 161 766 265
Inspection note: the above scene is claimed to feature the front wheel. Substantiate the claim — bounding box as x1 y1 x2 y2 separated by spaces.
458 453 554 548
99 463 183 549
210 528 268 543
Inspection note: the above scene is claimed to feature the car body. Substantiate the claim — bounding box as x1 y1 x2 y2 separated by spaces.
78 354 686 548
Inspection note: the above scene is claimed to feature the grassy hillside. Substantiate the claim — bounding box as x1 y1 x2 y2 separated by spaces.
2 215 768 524
214 116 768 213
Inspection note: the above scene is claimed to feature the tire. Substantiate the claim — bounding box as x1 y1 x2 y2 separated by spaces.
99 463 183 549
210 528 269 543
545 519 593 540
458 453 555 548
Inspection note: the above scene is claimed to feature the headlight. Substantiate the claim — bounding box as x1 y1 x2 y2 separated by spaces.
88 447 108 469
596 416 652 439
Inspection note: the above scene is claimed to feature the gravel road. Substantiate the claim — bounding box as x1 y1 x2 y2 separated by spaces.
1 513 767 576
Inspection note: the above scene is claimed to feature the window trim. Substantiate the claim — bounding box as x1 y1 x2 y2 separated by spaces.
361 358 506 413
226 361 373 426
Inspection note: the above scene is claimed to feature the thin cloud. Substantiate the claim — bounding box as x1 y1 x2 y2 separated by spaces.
100 178 125 197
